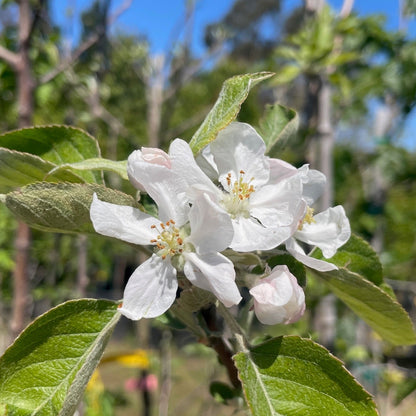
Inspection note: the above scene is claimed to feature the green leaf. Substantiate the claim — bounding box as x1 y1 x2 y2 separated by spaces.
311 234 383 286
257 104 299 156
311 268 416 346
209 381 237 403
0 148 85 192
5 182 139 234
234 336 378 416
394 377 416 405
47 158 128 181
0 299 120 416
0 125 102 183
270 65 301 85
267 253 306 287
189 72 274 154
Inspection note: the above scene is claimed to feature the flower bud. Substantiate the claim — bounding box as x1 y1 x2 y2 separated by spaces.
128 147 172 191
249 265 305 325
141 147 171 169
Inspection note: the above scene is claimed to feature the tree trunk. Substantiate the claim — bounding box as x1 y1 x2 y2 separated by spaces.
145 55 165 148
10 0 36 341
10 222 31 340
317 78 334 210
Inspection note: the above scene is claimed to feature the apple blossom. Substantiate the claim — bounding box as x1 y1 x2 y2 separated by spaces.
285 165 351 271
174 122 305 251
249 265 305 325
90 153 242 320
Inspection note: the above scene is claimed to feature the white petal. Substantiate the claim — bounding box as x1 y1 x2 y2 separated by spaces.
250 175 303 227
170 139 218 193
211 122 269 188
295 206 351 258
119 255 178 320
268 158 297 182
285 238 338 271
188 192 234 253
230 217 291 252
297 164 326 205
250 265 305 325
183 252 241 307
127 149 189 224
195 144 219 180
90 193 158 245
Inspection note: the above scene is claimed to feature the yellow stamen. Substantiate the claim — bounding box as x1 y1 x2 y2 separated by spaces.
298 206 316 230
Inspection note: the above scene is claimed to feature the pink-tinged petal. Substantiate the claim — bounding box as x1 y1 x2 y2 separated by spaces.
169 139 218 193
250 265 305 325
188 192 233 253
119 255 178 320
127 150 189 225
141 147 171 168
297 164 326 205
183 252 241 307
295 205 351 258
268 158 297 183
211 122 269 189
90 193 158 245
285 238 338 271
230 216 292 252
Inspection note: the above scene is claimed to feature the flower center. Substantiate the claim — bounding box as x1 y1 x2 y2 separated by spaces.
221 170 255 219
150 220 188 259
298 206 316 230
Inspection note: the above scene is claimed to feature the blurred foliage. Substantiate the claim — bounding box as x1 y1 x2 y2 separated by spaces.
0 0 416 412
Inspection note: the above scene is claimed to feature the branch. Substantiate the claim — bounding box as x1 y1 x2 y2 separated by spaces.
0 45 19 69
339 0 354 18
108 0 133 26
39 0 133 85
39 33 99 85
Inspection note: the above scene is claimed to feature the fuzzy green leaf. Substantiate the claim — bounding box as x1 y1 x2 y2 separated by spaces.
311 268 416 345
0 125 102 183
234 336 377 416
0 299 120 416
257 104 299 156
189 72 274 154
312 234 383 286
0 148 85 192
47 158 128 181
5 182 139 234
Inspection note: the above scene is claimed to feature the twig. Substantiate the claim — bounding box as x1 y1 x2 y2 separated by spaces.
0 45 19 69
107 0 133 26
40 0 133 85
217 302 249 352
40 34 99 84
200 305 243 389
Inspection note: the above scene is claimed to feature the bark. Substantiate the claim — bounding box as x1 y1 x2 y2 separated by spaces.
10 0 36 341
317 78 334 210
367 96 399 253
10 222 31 340
145 54 165 148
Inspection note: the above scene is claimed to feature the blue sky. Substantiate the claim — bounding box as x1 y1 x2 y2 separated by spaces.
51 0 416 149
53 0 415 54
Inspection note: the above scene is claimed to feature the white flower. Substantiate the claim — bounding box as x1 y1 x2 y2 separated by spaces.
90 153 242 320
192 122 304 252
249 265 305 325
285 166 351 271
